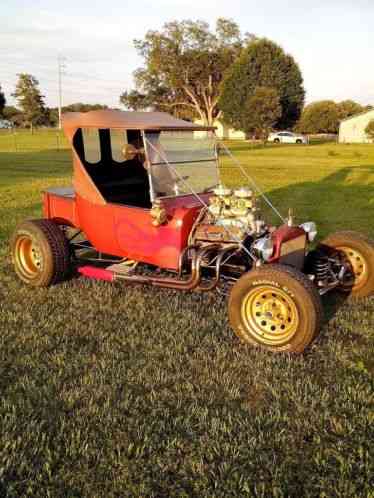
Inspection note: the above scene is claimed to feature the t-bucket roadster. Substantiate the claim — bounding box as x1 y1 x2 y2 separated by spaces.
11 110 374 353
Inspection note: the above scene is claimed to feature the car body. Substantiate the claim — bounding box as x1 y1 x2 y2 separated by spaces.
10 110 374 353
0 119 13 129
268 131 308 144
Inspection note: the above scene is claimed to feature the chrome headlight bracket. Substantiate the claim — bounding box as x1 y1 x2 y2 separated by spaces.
300 222 317 242
253 236 274 261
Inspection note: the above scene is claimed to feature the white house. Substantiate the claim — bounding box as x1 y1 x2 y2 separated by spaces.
339 109 374 143
194 119 245 139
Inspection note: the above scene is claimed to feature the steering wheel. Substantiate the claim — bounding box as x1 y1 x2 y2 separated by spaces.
202 183 219 193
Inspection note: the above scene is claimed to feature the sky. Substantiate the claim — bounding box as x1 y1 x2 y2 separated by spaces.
1 0 373 109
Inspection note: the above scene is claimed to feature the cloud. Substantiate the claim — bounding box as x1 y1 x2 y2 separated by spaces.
1 0 374 107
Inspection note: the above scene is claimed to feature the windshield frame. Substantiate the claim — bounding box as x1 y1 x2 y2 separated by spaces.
143 130 220 202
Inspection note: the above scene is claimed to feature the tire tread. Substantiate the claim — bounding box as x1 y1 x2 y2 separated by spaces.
229 264 324 353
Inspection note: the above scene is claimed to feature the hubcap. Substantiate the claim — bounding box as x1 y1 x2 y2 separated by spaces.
14 235 42 278
338 246 367 290
241 285 299 346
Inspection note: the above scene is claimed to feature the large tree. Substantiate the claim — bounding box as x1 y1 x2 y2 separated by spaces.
337 100 364 120
120 18 252 125
242 87 282 142
219 38 305 130
0 83 6 117
297 100 340 134
12 74 46 132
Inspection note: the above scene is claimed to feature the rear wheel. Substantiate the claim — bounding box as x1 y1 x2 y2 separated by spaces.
228 264 323 353
317 231 374 297
274 138 280 143
296 139 302 144
10 219 70 287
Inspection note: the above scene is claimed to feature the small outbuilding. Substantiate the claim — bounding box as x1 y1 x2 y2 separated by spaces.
339 109 374 143
194 119 245 140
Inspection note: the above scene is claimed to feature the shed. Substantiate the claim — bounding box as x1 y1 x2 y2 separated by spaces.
194 119 246 140
338 109 374 143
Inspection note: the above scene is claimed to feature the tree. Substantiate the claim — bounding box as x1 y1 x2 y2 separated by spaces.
12 74 46 132
219 38 304 131
365 120 374 141
242 87 281 142
337 100 364 120
61 103 109 113
2 105 21 126
46 103 109 127
296 100 340 134
120 18 252 125
0 84 6 117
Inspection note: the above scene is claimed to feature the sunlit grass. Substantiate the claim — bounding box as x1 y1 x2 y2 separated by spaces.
0 133 373 497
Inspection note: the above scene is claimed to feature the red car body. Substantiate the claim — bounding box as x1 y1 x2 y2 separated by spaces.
40 110 301 270
12 110 373 353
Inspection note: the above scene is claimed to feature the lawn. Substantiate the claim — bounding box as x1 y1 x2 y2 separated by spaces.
0 131 373 497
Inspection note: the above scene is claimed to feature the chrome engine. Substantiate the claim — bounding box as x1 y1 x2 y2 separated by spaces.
191 186 266 244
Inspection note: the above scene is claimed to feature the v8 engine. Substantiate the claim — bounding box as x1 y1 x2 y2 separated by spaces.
190 185 266 244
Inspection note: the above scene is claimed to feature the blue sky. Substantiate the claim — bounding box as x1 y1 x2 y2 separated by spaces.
1 0 373 108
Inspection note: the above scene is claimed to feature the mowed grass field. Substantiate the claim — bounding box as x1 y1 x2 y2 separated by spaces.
0 130 373 497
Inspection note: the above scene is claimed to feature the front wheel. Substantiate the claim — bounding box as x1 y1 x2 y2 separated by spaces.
317 231 374 297
228 264 323 353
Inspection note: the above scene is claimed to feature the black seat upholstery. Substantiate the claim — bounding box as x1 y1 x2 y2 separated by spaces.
73 128 151 208
92 158 151 207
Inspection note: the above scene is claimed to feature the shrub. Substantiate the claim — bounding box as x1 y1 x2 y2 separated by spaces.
364 120 374 141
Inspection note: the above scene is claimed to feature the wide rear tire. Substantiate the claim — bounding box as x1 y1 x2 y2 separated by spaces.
317 231 374 298
228 264 323 353
10 219 70 287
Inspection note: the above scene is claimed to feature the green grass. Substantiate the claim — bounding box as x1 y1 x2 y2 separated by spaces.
0 132 373 497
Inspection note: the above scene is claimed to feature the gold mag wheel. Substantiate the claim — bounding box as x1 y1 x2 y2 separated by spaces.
338 246 367 290
241 285 300 346
14 234 43 279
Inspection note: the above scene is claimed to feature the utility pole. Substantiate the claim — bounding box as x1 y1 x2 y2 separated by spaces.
58 55 66 130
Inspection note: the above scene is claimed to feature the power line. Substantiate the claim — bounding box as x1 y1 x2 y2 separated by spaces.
58 55 67 129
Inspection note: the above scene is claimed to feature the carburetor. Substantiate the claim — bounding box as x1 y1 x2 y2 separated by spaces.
208 185 264 235
191 185 266 245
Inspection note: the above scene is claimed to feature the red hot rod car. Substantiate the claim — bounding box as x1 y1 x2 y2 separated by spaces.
11 110 374 353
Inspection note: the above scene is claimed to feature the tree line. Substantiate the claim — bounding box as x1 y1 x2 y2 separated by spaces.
0 75 108 132
121 18 372 139
0 18 372 137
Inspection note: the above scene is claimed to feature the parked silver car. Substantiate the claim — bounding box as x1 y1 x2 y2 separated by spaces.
0 119 13 129
268 131 308 144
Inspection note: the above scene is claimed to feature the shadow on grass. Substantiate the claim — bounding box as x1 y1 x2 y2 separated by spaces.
266 165 374 333
266 166 374 237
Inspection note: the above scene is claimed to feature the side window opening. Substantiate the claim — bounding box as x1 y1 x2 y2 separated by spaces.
73 127 151 209
111 129 128 162
82 128 101 164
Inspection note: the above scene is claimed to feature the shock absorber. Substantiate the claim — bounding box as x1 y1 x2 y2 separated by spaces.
306 250 330 282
